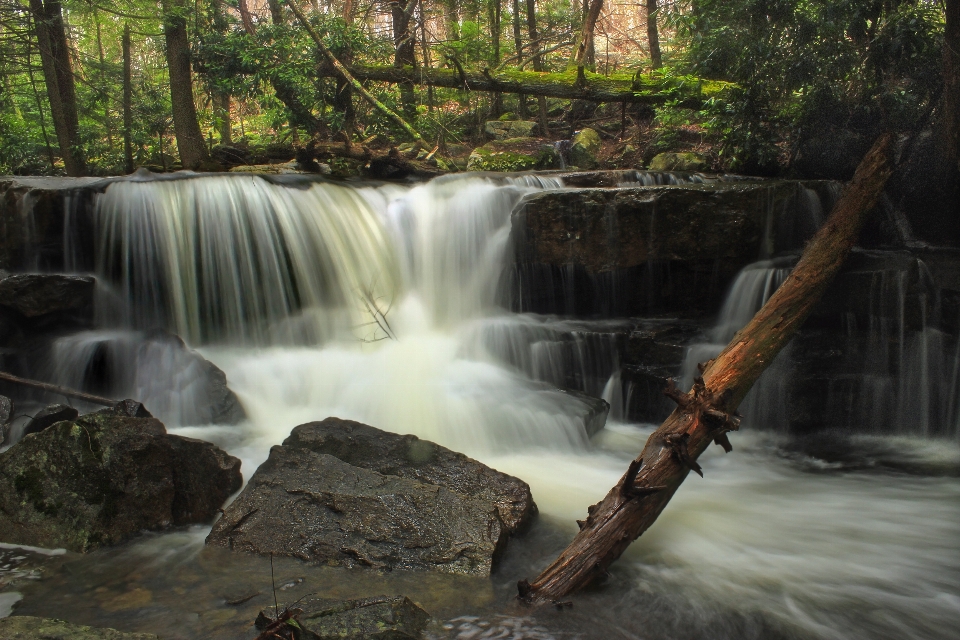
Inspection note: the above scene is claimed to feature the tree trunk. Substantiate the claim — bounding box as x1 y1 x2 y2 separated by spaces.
29 0 86 176
525 0 549 135
568 0 602 72
511 0 527 117
122 24 134 173
488 0 503 115
238 0 257 34
518 133 894 604
443 0 460 41
162 0 209 169
646 0 662 70
286 0 447 168
945 0 959 176
392 0 418 121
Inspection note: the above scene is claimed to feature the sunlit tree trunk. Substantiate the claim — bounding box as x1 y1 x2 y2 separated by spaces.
646 0 662 69
488 0 503 115
392 0 418 121
211 0 233 145
28 0 86 176
526 0 549 135
162 0 209 169
442 0 460 41
122 24 134 173
512 0 527 117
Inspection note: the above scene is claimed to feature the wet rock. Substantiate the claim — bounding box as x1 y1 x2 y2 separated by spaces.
229 161 308 175
280 417 536 534
0 395 12 443
0 273 95 320
467 138 562 172
207 420 521 575
21 403 78 438
0 412 242 552
569 128 601 169
511 182 800 317
0 616 159 639
485 120 538 140
559 390 609 437
648 152 708 172
257 595 430 640
139 332 246 425
98 399 153 419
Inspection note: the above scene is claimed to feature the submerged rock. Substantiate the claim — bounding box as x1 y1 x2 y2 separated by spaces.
257 595 430 640
208 418 534 575
0 412 242 552
0 616 159 640
21 403 79 438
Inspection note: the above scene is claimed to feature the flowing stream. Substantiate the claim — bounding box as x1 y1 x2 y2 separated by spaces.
4 173 958 639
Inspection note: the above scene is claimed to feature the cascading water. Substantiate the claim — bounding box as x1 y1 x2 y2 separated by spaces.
7 172 958 640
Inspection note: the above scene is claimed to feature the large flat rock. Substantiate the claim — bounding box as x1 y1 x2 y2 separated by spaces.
207 419 536 575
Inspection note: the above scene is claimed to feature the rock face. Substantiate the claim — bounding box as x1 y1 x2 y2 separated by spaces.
509 181 805 317
0 395 12 444
207 418 535 575
0 273 95 319
0 412 242 552
569 128 602 169
257 595 430 640
648 152 708 172
467 138 561 172
0 617 159 640
485 120 538 140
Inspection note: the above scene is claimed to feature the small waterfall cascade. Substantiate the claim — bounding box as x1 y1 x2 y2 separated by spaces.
680 258 796 430
683 253 960 438
823 256 960 438
617 170 707 186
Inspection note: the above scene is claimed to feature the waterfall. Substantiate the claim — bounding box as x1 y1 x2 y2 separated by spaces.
680 258 795 430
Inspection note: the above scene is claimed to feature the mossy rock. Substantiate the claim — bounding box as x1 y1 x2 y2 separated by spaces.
648 152 708 172
484 120 538 140
0 616 159 639
0 410 242 552
569 128 602 169
467 138 561 172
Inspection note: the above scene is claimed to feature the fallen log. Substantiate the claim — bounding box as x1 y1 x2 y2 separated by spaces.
315 63 732 106
0 371 115 407
518 132 894 604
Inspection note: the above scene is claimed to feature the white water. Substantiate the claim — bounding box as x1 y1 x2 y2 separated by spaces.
18 173 958 638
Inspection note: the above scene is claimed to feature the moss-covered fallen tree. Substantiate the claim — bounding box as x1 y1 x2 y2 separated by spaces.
316 63 733 105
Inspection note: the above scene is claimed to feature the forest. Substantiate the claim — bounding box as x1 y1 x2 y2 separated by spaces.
0 1 955 182
0 2 958 640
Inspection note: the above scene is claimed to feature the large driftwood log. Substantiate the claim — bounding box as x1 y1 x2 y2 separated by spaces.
518 133 894 603
314 63 730 106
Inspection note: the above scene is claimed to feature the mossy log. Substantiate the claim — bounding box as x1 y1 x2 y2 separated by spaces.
518 133 894 604
316 63 732 105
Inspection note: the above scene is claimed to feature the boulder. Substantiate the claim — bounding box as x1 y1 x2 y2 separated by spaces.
648 152 708 172
569 128 602 169
21 403 78 438
0 394 12 443
484 120 538 140
0 273 95 320
280 417 536 534
558 390 609 437
207 419 534 575
257 595 430 640
467 139 562 172
0 617 159 640
0 412 242 552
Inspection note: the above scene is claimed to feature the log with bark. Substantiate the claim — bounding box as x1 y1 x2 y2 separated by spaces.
0 371 115 407
312 62 730 106
517 132 894 604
